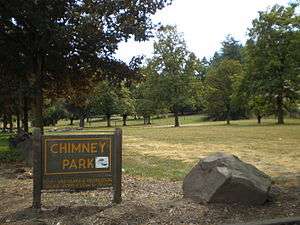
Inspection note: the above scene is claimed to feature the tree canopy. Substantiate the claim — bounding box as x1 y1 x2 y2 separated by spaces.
0 0 171 131
246 3 300 124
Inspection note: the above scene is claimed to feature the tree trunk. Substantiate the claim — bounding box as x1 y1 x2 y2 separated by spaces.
174 110 180 127
147 116 151 125
2 114 8 132
257 115 262 124
8 114 13 132
70 118 74 125
32 54 44 133
107 114 111 127
226 108 230 125
277 96 284 124
122 115 127 126
226 118 230 125
79 117 85 128
16 112 21 133
143 116 147 125
22 97 29 133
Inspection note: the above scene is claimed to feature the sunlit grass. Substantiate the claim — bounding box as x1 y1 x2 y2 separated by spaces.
44 116 300 182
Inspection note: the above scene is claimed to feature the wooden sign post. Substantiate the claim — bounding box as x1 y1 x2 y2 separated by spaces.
32 128 122 210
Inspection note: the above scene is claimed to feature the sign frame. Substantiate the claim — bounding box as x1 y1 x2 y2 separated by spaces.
32 128 122 210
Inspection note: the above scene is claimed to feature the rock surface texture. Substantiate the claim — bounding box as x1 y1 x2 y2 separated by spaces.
183 152 272 205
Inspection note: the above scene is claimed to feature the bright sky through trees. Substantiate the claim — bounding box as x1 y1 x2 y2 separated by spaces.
116 0 290 63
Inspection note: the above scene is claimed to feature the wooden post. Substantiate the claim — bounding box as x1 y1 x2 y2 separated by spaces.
113 128 122 204
32 128 42 210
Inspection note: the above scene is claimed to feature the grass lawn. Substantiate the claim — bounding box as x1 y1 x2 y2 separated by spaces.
45 115 300 183
0 133 10 153
54 114 207 128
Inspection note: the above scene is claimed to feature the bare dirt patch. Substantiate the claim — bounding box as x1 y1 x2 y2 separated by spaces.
0 164 299 225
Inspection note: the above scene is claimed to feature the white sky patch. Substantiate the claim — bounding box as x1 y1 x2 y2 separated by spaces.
115 0 290 63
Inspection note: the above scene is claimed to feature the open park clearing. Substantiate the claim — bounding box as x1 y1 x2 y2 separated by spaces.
0 116 299 224
120 118 300 184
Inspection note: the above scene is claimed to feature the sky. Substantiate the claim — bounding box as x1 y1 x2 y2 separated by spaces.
115 0 290 63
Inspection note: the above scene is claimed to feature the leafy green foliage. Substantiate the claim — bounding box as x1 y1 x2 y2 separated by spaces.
0 134 22 162
43 101 67 126
204 59 244 123
221 35 243 62
0 0 171 130
246 3 300 124
144 26 203 126
91 82 120 127
118 85 136 126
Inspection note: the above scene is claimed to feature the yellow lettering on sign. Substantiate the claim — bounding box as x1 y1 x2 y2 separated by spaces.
62 159 70 169
69 159 77 169
99 142 106 153
82 143 89 153
78 158 86 169
86 158 94 168
50 144 58 153
91 143 97 153
59 143 68 153
61 158 95 170
71 143 81 153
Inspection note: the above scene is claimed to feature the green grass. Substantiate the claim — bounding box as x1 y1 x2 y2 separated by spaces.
53 114 207 129
0 133 10 153
123 154 192 181
0 133 22 162
2 115 299 181
44 116 300 182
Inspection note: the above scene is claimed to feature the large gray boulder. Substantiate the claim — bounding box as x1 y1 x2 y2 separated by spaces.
183 152 272 205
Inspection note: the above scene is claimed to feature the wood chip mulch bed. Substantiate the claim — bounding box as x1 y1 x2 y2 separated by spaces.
0 164 299 225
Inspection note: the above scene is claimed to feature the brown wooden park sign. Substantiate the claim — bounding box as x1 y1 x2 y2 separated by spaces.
32 128 122 210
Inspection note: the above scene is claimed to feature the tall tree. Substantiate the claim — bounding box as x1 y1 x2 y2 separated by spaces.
246 3 300 124
0 0 171 132
204 59 244 124
118 86 135 126
91 81 120 127
148 25 198 127
221 35 243 62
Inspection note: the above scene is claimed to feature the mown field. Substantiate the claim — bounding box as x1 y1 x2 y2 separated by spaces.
48 115 300 183
1 115 300 183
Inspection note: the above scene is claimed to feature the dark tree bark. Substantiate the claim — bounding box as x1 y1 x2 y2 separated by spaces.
143 116 147 125
79 117 85 128
277 96 284 124
147 116 151 125
2 114 8 132
32 54 44 133
122 114 127 126
257 115 262 124
107 114 111 127
22 97 29 133
16 112 21 133
70 118 74 125
226 105 231 125
174 110 180 127
8 114 13 132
